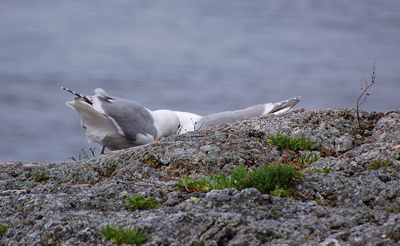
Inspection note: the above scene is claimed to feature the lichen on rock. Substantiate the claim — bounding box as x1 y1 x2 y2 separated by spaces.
1 108 400 245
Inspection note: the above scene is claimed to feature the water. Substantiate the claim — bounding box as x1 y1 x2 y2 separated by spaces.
0 0 399 162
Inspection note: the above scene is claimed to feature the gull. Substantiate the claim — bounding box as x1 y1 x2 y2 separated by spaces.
62 87 300 154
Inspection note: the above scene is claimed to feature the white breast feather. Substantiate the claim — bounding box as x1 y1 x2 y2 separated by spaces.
173 111 203 134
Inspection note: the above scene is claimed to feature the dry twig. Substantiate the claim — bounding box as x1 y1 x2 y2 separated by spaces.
356 60 376 129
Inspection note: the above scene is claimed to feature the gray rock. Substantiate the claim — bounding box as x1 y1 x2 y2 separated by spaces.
1 108 400 245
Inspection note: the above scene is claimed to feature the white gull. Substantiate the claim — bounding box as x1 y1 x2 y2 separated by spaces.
62 87 300 154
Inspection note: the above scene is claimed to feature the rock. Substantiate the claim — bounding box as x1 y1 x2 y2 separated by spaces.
1 108 400 245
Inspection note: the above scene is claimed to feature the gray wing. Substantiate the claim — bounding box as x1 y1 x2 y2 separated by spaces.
197 97 300 129
198 104 265 129
98 96 158 144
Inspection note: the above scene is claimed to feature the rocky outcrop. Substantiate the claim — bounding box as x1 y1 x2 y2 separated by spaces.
1 108 400 245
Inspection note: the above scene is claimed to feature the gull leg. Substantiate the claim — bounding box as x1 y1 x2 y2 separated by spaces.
100 146 106 155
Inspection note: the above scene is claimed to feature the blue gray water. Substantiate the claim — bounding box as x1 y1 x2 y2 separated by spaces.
1 1 399 162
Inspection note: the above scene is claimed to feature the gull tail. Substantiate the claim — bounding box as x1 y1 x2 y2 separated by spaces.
61 87 93 105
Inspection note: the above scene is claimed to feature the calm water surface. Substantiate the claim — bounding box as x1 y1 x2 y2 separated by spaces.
0 1 399 162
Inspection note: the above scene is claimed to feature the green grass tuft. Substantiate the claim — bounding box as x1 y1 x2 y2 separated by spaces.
33 171 50 183
270 186 292 198
267 133 315 151
101 225 147 245
0 223 9 236
176 173 235 192
310 168 334 174
295 153 320 168
124 195 160 211
247 163 302 193
368 159 392 170
176 163 303 197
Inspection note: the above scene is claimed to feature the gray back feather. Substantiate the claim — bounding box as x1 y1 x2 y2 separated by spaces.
98 96 158 144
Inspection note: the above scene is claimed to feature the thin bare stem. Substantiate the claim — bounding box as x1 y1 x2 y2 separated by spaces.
67 147 97 161
356 60 376 129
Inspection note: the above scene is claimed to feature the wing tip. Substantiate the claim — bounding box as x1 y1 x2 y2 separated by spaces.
264 96 301 115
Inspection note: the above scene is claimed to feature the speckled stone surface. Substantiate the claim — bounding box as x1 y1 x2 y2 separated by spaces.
1 109 400 245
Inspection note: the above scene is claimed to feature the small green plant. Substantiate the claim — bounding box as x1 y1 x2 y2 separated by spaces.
246 163 303 193
368 159 392 170
267 133 315 151
176 176 207 192
311 168 334 174
33 171 50 183
124 195 160 211
101 225 146 245
0 223 9 236
176 173 235 192
315 196 327 206
176 163 303 196
229 164 253 190
270 186 292 198
274 153 319 171
387 208 399 214
295 153 319 168
204 173 235 191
